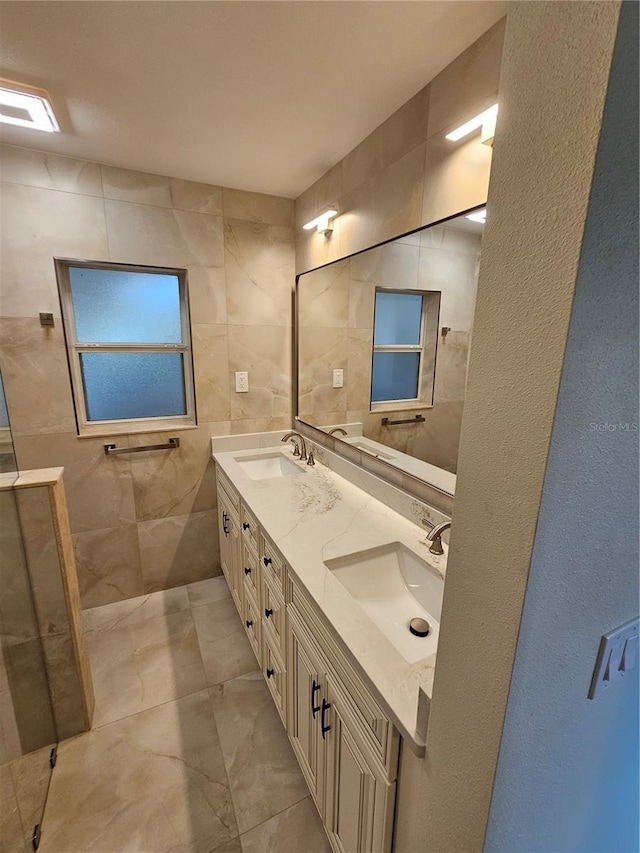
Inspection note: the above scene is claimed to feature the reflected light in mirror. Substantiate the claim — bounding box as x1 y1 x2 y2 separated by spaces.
445 104 497 142
466 208 486 224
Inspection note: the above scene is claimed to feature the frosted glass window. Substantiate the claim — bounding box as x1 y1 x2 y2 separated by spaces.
56 259 195 434
81 353 186 421
69 267 182 343
374 292 423 345
371 289 428 405
371 353 420 402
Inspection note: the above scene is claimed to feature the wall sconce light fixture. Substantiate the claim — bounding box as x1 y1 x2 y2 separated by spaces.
0 79 60 133
303 208 338 236
446 104 497 146
466 208 486 224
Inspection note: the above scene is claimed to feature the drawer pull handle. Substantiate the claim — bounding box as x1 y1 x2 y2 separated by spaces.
244 567 251 576
222 511 229 537
266 668 274 679
321 698 332 739
242 522 250 531
311 680 321 719
245 619 253 629
265 608 273 619
263 556 272 567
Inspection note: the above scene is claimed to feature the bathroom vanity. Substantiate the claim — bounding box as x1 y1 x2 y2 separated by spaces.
212 437 448 853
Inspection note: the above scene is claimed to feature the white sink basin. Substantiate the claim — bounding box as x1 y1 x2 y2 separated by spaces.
234 452 306 480
324 543 443 663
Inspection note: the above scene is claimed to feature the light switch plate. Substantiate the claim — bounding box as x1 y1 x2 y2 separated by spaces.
235 371 249 393
333 369 344 389
588 617 639 699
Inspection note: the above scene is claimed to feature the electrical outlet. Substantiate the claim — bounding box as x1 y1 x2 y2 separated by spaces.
235 371 249 393
588 617 639 699
333 369 344 389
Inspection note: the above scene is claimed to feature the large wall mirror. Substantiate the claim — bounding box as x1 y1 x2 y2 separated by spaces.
296 207 485 498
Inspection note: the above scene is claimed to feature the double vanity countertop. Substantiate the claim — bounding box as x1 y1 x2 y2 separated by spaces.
213 443 448 753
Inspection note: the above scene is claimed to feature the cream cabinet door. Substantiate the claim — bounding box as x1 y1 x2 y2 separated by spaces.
323 681 396 853
287 612 325 810
217 490 242 613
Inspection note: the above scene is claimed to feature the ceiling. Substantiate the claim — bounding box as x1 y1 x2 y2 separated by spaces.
0 1 507 199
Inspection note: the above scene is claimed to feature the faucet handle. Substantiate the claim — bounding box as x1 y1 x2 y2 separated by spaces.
292 443 300 457
307 450 315 466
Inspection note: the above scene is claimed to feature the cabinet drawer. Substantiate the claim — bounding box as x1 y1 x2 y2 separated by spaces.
260 534 286 595
261 573 286 659
240 502 259 550
216 469 240 515
242 588 261 663
241 542 259 600
261 630 286 726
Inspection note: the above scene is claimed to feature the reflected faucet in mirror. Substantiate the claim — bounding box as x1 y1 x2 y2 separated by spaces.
328 427 347 436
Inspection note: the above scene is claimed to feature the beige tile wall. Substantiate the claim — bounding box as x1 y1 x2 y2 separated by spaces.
295 18 505 274
0 147 294 608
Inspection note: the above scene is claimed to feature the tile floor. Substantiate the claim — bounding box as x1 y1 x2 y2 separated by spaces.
37 576 331 853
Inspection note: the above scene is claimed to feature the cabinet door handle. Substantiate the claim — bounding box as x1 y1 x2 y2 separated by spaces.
245 620 253 629
263 556 272 567
321 698 332 739
244 567 251 576
222 511 229 536
266 668 274 679
243 522 250 531
311 680 321 719
264 608 273 619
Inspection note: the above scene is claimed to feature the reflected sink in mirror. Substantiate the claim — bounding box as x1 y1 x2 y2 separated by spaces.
234 452 306 480
324 542 443 663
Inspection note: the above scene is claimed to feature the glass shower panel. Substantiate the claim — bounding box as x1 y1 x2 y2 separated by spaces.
0 368 57 852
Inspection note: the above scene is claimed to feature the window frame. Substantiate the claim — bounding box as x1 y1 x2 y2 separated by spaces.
370 288 428 408
55 258 197 437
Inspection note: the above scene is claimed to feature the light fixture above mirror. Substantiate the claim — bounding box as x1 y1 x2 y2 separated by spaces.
303 207 338 235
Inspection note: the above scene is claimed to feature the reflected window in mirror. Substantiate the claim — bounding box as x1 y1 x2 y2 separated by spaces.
371 288 440 412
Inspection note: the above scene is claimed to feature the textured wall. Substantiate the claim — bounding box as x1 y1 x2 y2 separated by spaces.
0 147 294 607
295 19 504 275
394 3 622 851
485 2 639 850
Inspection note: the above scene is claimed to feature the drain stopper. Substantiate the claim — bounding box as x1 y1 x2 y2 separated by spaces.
409 617 430 637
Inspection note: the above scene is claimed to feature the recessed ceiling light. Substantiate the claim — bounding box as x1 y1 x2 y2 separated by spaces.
446 104 498 143
0 79 60 133
303 208 338 233
466 209 486 224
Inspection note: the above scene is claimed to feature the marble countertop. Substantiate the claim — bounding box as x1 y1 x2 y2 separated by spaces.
213 444 448 753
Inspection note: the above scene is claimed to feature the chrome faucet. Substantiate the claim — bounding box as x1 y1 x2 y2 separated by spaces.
281 431 307 461
328 427 347 436
421 519 452 555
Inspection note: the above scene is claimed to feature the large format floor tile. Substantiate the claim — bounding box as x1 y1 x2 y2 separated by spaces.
240 796 331 853
39 691 238 853
209 672 309 835
87 606 206 726
192 596 259 687
40 581 329 852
